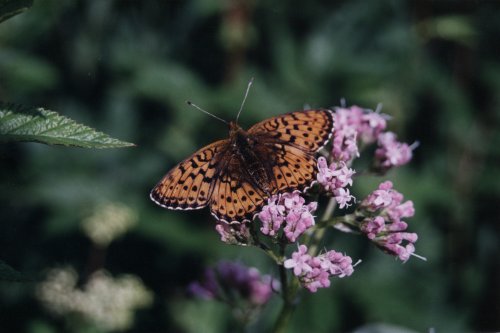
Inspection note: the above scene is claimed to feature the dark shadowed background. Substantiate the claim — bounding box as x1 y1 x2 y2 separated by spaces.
1 0 499 332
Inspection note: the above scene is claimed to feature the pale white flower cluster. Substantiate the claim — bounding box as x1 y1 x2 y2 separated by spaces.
82 202 138 246
36 267 153 331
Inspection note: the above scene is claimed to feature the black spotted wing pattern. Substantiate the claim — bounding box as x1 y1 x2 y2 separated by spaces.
248 109 334 193
150 140 228 210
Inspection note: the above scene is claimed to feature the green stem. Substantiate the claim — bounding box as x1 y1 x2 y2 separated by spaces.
273 241 297 333
278 241 288 296
250 222 283 264
257 242 282 264
308 197 337 256
272 294 295 333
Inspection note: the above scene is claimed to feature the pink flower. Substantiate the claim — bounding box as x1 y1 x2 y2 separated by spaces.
331 106 388 162
374 132 414 172
321 249 354 277
284 244 354 292
360 111 388 143
378 232 418 262
187 265 219 300
284 210 315 243
284 244 312 276
332 111 359 162
283 193 305 209
215 222 252 245
388 200 415 221
336 188 356 209
317 157 356 209
258 200 285 237
360 216 385 239
249 274 277 305
361 180 395 211
303 268 331 292
188 261 279 307
258 193 317 242
359 181 420 262
188 280 217 300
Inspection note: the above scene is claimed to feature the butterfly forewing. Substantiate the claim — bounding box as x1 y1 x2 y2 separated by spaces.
248 109 334 193
150 140 228 210
248 109 334 153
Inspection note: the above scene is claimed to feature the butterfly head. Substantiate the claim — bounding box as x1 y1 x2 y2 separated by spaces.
229 121 244 137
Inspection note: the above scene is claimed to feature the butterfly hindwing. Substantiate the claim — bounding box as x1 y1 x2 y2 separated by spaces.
250 138 318 194
150 140 228 210
271 143 317 193
209 155 266 223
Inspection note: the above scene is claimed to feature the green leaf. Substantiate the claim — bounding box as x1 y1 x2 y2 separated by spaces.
0 260 31 281
0 103 136 148
0 0 33 24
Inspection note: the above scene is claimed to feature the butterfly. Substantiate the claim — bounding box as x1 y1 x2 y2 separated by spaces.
150 109 334 224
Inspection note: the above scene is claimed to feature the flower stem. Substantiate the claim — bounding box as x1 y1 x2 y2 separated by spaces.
250 222 282 264
273 241 297 333
308 197 337 256
272 294 295 333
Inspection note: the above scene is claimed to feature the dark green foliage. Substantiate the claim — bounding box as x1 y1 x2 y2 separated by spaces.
0 260 31 281
0 0 32 23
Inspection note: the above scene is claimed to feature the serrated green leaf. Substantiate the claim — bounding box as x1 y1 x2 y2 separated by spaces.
0 260 31 282
0 0 33 24
0 103 136 148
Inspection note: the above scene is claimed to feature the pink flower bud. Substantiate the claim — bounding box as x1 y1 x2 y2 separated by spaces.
285 244 354 292
258 193 317 242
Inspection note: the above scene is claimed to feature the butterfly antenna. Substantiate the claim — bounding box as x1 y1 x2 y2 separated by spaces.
236 77 254 123
186 101 228 125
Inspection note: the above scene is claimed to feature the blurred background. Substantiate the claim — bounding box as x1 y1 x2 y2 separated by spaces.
1 0 499 332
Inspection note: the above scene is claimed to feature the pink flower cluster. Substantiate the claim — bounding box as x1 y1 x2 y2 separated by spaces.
284 245 354 292
374 132 414 172
332 106 387 162
359 181 418 262
188 261 279 306
215 222 252 245
316 156 356 209
332 105 415 174
258 192 317 242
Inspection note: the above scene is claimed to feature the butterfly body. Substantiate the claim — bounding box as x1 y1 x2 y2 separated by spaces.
229 122 273 195
151 109 334 224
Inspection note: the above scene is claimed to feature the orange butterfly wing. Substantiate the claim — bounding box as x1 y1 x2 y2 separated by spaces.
209 154 267 223
150 140 228 210
208 109 334 223
248 109 334 152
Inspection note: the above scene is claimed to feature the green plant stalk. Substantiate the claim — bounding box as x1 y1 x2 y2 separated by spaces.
272 240 298 333
308 197 337 256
